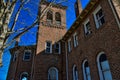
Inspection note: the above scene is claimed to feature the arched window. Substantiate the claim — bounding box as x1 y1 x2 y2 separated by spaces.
73 65 79 80
47 10 53 24
97 52 112 80
48 67 58 80
20 72 28 80
55 12 61 25
82 60 91 80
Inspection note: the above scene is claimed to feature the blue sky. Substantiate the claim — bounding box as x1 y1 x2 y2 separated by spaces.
0 0 89 80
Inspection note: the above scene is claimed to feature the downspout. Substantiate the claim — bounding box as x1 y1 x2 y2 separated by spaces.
108 0 120 30
65 42 68 80
30 47 36 80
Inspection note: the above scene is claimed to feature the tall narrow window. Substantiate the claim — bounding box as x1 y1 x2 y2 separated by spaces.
13 52 18 62
93 6 105 29
96 9 105 26
73 33 78 47
23 50 31 61
48 67 58 80
73 65 79 80
82 60 91 80
97 52 112 80
20 72 28 80
54 42 60 54
68 39 72 52
55 12 61 25
84 19 91 36
46 41 52 53
47 10 53 24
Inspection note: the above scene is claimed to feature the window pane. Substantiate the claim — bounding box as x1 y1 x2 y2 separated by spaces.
74 66 78 80
24 51 31 60
55 43 60 53
87 75 91 80
85 21 91 35
101 61 110 70
55 49 59 53
49 69 57 80
46 42 52 53
22 77 27 80
68 40 71 52
46 48 50 53
103 71 112 80
85 67 90 74
96 9 105 28
47 42 51 47
100 17 105 24
55 12 61 25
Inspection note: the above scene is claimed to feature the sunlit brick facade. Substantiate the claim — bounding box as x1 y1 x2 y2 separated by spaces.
7 0 120 80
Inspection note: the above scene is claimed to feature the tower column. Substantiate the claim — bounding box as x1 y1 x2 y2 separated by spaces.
53 11 55 25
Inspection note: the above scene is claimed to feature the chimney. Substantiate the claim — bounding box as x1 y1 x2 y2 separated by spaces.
15 37 20 47
74 0 82 17
112 0 120 18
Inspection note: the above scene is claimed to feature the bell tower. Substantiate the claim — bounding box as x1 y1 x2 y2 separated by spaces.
36 1 67 54
34 1 67 80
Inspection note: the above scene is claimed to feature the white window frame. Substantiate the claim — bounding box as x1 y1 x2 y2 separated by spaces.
23 50 31 61
54 42 61 54
68 39 72 52
93 5 104 29
48 67 58 80
45 41 52 53
82 59 91 80
97 52 112 80
73 65 79 80
73 32 78 47
83 18 91 35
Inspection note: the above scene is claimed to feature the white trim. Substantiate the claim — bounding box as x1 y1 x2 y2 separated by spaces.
82 59 87 80
108 0 120 29
73 65 79 80
97 51 105 80
13 52 18 62
48 67 59 80
82 59 91 80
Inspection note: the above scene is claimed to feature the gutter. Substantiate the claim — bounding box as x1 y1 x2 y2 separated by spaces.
62 40 68 80
65 42 69 80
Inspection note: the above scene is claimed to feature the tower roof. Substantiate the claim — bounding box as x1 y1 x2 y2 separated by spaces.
40 0 67 9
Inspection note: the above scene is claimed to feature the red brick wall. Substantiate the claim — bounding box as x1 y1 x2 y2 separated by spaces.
64 0 120 80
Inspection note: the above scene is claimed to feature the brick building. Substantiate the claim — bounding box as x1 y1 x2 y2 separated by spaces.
7 0 120 80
